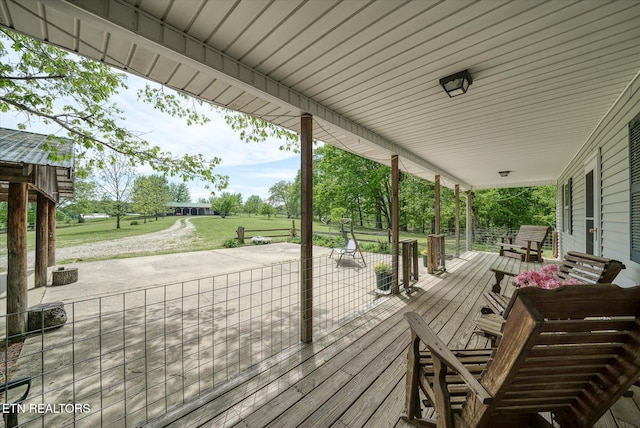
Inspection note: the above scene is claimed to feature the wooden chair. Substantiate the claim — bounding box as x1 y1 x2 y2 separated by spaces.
484 251 625 316
403 284 640 427
496 225 551 262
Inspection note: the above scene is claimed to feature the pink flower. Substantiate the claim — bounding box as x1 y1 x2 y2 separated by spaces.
514 265 581 289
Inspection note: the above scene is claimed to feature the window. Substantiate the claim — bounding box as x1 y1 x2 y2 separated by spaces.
563 178 572 234
630 112 640 263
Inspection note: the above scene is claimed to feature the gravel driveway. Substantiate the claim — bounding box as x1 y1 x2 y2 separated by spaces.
2 218 198 267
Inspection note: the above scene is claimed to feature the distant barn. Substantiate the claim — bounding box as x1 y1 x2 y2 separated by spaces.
168 201 215 216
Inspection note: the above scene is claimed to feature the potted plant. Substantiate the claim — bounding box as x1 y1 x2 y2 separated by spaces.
374 261 393 291
420 249 428 267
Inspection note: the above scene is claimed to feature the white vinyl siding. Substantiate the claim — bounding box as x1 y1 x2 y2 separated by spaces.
558 74 640 287
630 112 640 263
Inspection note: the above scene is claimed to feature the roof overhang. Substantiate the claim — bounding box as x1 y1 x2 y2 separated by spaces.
1 0 639 190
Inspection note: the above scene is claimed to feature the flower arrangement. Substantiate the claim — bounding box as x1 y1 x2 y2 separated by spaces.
374 261 392 273
251 236 272 245
514 264 581 289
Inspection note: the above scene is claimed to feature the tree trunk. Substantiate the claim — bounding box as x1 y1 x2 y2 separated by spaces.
7 182 28 340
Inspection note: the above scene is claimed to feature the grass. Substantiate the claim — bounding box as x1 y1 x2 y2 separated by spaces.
0 213 489 262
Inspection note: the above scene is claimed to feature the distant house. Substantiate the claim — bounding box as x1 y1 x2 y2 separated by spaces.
167 202 215 216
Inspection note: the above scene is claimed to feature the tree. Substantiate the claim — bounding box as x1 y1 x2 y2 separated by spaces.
314 145 391 228
211 192 242 218
59 165 98 221
472 186 556 230
261 203 276 219
0 29 227 189
169 182 191 202
244 195 263 216
93 152 136 228
132 175 172 221
269 179 300 218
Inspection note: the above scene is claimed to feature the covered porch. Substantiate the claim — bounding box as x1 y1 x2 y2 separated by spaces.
154 251 640 427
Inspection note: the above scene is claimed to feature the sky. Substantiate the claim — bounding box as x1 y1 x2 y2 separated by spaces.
0 72 301 202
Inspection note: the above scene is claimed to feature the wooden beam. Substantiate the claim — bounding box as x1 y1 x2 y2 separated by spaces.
434 175 441 235
466 191 473 252
391 155 400 294
7 182 28 340
300 113 313 343
455 184 460 257
48 199 56 266
35 192 49 287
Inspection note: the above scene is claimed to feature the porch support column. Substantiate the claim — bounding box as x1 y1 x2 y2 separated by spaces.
35 192 49 288
391 155 400 294
455 185 460 258
300 113 313 343
47 199 56 266
466 190 473 252
7 182 28 340
434 175 441 234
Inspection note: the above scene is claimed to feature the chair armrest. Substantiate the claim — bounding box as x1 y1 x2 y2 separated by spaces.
404 312 492 404
0 376 31 404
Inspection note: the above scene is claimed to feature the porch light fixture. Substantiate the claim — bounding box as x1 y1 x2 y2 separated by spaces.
439 69 473 97
499 170 511 177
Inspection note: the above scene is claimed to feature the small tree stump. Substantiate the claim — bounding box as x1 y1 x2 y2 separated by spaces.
27 302 67 333
51 267 78 286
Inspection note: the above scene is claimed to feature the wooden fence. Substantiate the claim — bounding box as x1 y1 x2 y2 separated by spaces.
314 228 391 243
236 220 297 243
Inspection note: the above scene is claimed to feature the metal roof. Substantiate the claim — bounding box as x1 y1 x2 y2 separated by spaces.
0 127 75 201
0 128 74 168
1 0 640 190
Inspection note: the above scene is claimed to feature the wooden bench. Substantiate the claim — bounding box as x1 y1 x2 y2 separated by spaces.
478 251 626 343
496 225 551 262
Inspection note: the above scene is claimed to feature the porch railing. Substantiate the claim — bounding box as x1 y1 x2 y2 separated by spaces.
1 252 391 427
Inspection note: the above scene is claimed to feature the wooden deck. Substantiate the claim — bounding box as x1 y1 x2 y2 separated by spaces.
160 251 640 428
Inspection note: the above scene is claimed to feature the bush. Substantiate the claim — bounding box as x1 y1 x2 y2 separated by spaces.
223 238 240 248
130 220 139 226
312 234 344 248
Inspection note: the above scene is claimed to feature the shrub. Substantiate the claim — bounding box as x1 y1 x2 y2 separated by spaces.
223 238 240 248
130 220 139 226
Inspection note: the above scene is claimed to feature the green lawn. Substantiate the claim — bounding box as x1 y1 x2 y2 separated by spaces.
0 213 461 260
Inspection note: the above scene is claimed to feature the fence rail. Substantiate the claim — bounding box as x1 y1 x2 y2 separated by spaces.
1 251 391 427
236 220 297 243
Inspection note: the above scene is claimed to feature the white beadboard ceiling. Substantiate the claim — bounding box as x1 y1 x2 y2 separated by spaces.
1 0 640 190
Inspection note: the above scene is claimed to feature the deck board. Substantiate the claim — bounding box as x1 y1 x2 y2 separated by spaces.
159 251 640 428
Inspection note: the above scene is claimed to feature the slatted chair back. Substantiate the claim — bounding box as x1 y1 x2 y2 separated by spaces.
557 251 625 284
463 284 640 428
512 225 551 248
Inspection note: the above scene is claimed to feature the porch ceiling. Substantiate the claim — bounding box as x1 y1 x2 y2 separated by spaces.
1 0 639 190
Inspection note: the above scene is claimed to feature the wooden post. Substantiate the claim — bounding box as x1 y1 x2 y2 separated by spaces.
237 226 245 243
300 113 313 343
47 199 56 266
455 184 460 258
466 191 473 252
7 182 28 340
35 193 49 288
434 175 441 235
391 155 400 294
